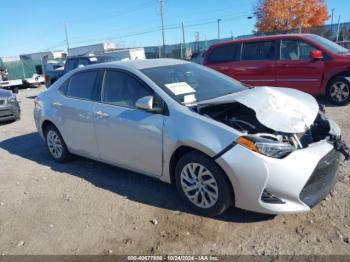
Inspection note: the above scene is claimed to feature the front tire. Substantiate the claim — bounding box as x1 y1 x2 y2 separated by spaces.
175 152 234 216
326 76 350 105
45 125 70 163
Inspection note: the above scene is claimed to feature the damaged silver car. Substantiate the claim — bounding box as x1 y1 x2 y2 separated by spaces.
34 59 349 216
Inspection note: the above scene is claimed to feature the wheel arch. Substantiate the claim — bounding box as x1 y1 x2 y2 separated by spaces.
169 145 235 202
41 119 57 135
326 70 350 90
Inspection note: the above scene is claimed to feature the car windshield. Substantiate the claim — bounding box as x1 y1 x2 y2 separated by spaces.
305 34 349 54
142 63 247 104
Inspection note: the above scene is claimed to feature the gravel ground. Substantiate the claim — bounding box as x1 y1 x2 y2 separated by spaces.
0 86 349 255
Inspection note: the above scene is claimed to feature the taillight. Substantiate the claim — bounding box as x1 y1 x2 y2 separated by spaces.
44 75 49 82
34 96 40 106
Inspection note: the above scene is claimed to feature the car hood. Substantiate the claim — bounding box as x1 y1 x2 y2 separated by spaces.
197 86 319 133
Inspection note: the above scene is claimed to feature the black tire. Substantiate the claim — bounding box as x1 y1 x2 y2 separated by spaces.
174 151 234 217
326 76 350 106
44 124 70 163
11 87 19 94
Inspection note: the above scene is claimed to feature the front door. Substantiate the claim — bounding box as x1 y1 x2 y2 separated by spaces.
93 70 164 176
275 39 324 94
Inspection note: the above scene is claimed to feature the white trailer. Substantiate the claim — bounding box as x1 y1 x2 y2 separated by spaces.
104 48 146 60
68 42 116 56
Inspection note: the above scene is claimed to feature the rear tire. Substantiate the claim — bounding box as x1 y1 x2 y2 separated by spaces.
174 151 234 217
45 124 70 163
326 76 350 106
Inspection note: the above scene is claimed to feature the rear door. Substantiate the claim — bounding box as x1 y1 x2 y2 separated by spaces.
275 39 324 94
233 40 277 86
55 70 101 159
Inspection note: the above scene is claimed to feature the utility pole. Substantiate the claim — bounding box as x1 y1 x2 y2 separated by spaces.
64 21 70 52
336 15 341 42
159 0 165 57
195 32 200 52
181 22 186 59
217 19 222 40
331 8 335 38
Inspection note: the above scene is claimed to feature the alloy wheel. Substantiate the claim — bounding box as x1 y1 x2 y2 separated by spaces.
180 163 219 208
47 130 63 159
330 82 350 102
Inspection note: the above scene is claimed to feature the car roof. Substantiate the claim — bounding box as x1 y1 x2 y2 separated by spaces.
210 33 317 48
81 58 190 70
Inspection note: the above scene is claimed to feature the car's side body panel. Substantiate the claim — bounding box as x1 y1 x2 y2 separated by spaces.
204 34 350 96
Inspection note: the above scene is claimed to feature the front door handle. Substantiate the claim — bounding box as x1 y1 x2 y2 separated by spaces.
52 101 62 108
94 111 109 119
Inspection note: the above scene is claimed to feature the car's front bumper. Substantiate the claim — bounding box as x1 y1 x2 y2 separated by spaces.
216 139 341 214
0 101 20 122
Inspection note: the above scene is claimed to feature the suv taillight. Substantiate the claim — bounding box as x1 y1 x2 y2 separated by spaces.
34 96 40 106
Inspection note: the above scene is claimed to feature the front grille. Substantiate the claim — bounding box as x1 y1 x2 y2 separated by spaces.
0 109 13 118
299 149 341 207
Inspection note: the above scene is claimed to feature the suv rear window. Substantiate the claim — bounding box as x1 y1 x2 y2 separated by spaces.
207 44 239 63
64 59 78 73
241 41 275 61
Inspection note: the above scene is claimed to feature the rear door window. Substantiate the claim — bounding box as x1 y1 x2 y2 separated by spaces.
241 41 275 61
207 44 239 63
66 70 98 100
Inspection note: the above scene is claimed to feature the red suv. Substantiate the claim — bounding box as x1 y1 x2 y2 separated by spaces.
203 34 350 105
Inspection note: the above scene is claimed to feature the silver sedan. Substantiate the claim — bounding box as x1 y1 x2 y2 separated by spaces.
34 59 348 216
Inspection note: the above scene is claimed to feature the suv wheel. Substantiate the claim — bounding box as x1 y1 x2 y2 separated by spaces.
175 152 233 216
326 76 350 105
45 125 70 162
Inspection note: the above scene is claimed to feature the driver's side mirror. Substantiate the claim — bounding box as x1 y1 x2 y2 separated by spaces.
310 50 323 60
136 96 163 114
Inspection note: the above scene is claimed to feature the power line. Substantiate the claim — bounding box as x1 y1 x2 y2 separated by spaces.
69 13 250 46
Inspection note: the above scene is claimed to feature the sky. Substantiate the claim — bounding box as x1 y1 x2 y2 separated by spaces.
0 0 349 57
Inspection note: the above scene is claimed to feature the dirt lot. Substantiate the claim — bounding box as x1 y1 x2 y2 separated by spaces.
0 86 349 255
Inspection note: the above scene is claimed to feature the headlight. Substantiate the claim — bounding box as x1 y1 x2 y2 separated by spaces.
7 94 17 104
236 136 295 158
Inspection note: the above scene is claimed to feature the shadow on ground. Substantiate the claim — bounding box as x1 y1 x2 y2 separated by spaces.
0 132 274 223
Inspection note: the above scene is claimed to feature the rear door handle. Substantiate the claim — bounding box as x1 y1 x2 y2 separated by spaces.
52 102 62 108
280 64 289 68
94 111 109 119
